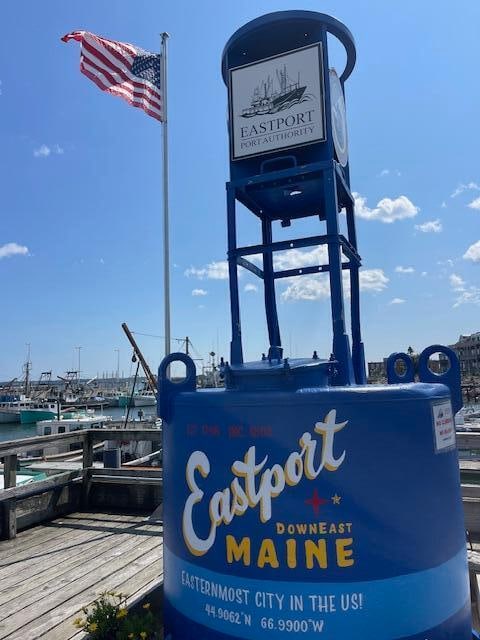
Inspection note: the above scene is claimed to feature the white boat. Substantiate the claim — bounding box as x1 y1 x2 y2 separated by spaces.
132 391 156 407
36 412 113 455
0 397 34 424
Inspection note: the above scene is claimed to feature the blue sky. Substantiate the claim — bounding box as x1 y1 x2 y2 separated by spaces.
1 0 479 380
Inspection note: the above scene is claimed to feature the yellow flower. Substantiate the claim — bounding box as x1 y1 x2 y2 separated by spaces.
140 633 147 640
116 607 128 619
73 617 84 629
88 623 98 632
142 603 151 610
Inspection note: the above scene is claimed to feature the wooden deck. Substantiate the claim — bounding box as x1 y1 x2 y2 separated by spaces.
0 511 163 639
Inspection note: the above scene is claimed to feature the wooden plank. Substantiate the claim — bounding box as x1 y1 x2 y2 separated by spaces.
91 475 162 486
0 432 86 458
460 461 480 472
0 471 82 503
457 432 480 449
89 429 162 443
91 468 162 477
3 456 17 490
0 510 137 560
1 502 16 541
0 513 145 581
462 484 480 498
37 549 163 640
0 513 145 586
0 517 157 608
0 534 162 638
0 520 162 623
82 434 94 508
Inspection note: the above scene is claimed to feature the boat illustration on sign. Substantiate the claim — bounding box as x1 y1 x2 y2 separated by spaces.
241 64 309 117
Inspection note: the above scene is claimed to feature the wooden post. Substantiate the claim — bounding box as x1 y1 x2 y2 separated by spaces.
2 500 16 540
3 454 17 489
82 432 94 508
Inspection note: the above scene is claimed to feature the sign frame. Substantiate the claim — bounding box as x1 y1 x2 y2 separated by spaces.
228 42 326 161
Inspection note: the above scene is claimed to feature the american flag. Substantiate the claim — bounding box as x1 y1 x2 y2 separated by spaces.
62 31 163 121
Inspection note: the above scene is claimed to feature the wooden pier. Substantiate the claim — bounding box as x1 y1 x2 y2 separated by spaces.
0 429 163 639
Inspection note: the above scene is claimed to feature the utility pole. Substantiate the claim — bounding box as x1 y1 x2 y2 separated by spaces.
185 336 190 356
75 346 82 380
114 349 120 383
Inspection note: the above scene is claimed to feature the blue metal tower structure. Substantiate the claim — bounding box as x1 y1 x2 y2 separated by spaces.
221 11 365 385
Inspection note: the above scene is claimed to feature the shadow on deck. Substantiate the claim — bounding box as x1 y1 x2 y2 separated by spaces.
0 510 163 639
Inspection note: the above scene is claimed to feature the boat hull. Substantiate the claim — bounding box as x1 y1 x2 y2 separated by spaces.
0 411 20 424
20 409 56 424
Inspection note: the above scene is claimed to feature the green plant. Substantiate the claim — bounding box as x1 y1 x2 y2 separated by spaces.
73 592 159 639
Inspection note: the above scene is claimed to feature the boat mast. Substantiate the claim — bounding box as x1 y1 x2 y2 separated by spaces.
24 343 31 397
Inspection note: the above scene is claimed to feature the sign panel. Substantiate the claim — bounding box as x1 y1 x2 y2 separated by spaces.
432 400 456 453
229 44 325 160
329 68 348 167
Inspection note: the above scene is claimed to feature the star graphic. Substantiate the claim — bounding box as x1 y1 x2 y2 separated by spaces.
332 494 341 505
305 488 328 516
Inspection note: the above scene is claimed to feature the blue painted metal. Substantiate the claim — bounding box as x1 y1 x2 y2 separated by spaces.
386 346 462 415
159 357 471 639
159 9 470 640
386 352 416 384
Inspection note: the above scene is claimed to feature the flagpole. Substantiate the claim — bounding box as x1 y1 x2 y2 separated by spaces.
161 32 171 357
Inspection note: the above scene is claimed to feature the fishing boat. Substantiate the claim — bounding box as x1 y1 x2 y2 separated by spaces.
118 390 156 408
0 397 34 424
36 411 113 455
242 65 306 118
19 401 59 424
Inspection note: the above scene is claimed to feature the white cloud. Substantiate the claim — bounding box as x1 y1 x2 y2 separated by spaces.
437 258 454 267
99 257 105 264
449 271 480 307
359 269 389 292
441 201 447 208
0 242 29 259
192 288 207 296
273 245 330 270
453 287 480 308
244 283 258 293
33 144 51 158
464 240 480 263
185 260 229 280
395 266 415 274
281 276 330 301
449 274 465 291
354 193 419 223
33 143 64 158
389 298 406 305
415 219 443 233
378 169 401 177
468 197 480 210
421 271 428 277
451 182 480 198
281 268 388 302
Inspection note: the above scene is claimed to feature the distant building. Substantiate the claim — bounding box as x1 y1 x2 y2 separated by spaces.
443 332 480 376
368 361 386 381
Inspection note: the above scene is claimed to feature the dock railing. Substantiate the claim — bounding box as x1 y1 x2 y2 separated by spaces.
0 428 162 539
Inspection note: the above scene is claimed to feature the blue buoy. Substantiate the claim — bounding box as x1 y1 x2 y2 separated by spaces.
159 11 470 639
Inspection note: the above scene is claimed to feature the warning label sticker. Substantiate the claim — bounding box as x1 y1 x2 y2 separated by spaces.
432 401 456 453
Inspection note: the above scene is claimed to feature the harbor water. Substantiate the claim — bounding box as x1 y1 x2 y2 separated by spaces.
0 405 157 443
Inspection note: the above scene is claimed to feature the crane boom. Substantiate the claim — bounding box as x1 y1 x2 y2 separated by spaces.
121 322 157 395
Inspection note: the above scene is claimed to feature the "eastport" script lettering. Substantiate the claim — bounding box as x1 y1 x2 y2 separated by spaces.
182 410 347 556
